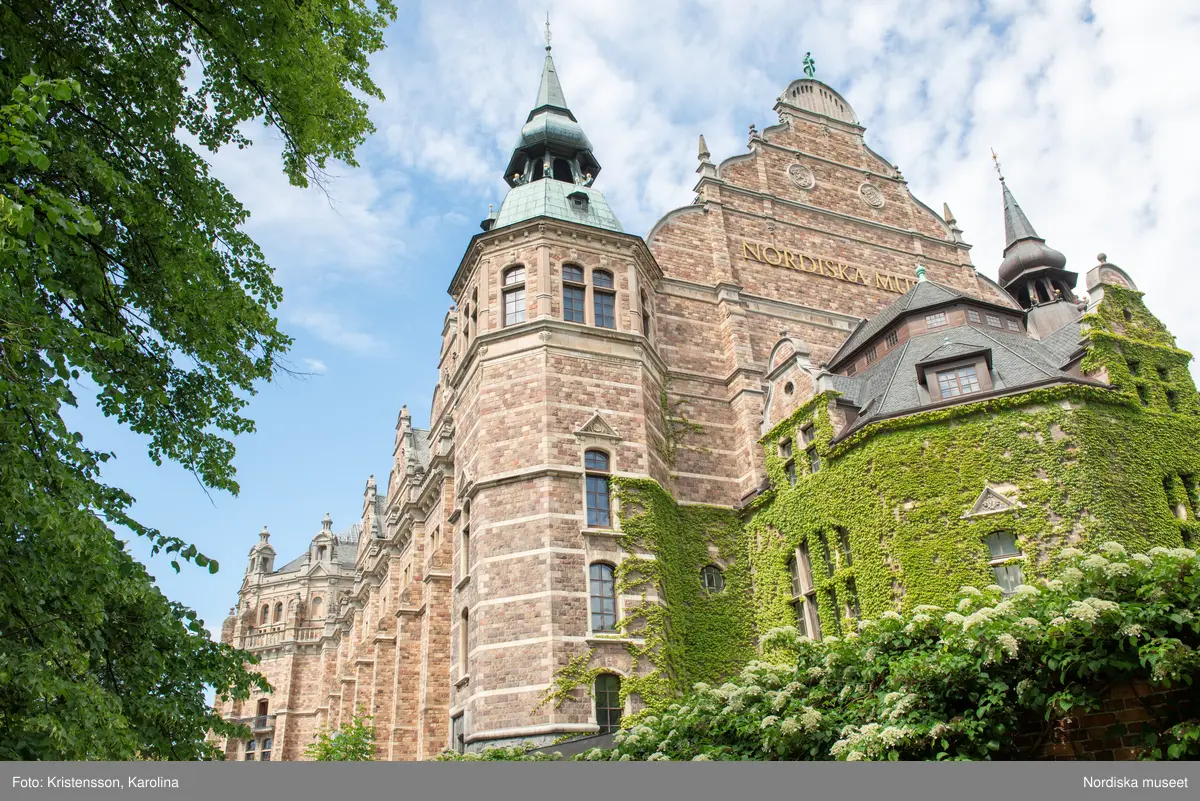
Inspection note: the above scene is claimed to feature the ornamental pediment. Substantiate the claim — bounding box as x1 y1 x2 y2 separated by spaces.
575 411 620 441
962 484 1025 518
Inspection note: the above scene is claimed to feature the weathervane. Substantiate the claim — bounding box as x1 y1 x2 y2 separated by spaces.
545 12 552 52
991 148 1004 182
803 52 816 78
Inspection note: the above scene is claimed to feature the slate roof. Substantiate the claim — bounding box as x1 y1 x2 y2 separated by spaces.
827 281 965 368
271 523 361 575
412 428 432 469
828 318 1089 439
493 180 623 233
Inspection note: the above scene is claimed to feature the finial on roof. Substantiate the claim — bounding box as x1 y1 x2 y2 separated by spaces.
915 264 928 283
991 148 1004 182
259 525 270 543
803 52 816 78
322 512 332 532
698 134 710 162
1097 252 1107 263
942 202 957 225
544 11 552 52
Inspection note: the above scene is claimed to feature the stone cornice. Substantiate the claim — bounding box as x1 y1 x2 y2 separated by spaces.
448 216 665 298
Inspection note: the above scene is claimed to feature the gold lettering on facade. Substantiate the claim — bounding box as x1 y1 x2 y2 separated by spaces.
740 239 913 295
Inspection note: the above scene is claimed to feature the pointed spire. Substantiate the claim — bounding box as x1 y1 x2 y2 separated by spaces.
698 134 710 162
1001 180 1043 249
942 202 956 225
993 152 1069 290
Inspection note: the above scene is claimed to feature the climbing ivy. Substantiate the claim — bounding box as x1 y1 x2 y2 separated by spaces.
656 381 708 470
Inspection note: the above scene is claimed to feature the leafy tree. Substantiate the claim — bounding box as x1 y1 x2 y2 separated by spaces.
304 711 377 761
0 0 395 760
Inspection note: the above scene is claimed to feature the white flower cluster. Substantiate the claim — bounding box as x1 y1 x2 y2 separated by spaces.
831 723 916 760
1103 562 1133 578
1100 541 1127 558
1065 597 1119 622
996 633 1019 658
1011 585 1041 598
959 586 983 597
881 610 903 621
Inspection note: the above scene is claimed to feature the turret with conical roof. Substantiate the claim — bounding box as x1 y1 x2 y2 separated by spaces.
994 169 1075 310
491 36 622 232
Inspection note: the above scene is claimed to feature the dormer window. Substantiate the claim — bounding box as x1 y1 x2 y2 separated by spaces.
925 312 947 328
865 345 877 365
936 365 981 399
967 310 981 323
885 330 898 348
567 190 589 213
317 545 326 561
986 314 1002 328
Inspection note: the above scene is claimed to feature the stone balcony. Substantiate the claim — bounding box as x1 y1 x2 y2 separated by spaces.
239 625 325 650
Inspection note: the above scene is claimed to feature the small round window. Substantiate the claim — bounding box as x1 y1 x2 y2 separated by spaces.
784 381 795 395
700 565 725 594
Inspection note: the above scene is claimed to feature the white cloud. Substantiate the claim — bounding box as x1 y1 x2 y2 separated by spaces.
286 307 385 355
302 358 327 375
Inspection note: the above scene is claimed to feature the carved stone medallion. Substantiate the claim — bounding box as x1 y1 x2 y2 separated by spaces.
859 181 885 209
786 163 816 190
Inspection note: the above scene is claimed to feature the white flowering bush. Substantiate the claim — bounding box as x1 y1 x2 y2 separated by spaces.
574 544 1200 762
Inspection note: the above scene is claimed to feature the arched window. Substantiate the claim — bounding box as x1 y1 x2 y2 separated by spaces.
459 607 469 675
471 288 478 332
260 605 270 625
985 531 1024 594
640 290 651 338
244 739 256 761
552 158 573 183
260 737 273 761
462 304 470 340
590 563 617 632
700 565 725 594
502 266 526 326
317 545 326 561
594 674 623 733
310 596 323 618
259 556 268 571
273 602 283 623
592 270 615 329
460 503 471 579
584 450 611 528
562 264 585 323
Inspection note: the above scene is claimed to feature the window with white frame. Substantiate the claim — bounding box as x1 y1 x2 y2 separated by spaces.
986 313 1002 328
563 264 585 323
788 544 821 639
502 266 526 326
590 563 617 632
700 564 725 594
967 309 981 323
925 311 947 328
584 450 611 528
986 531 1024 594
936 364 981 399
594 674 623 733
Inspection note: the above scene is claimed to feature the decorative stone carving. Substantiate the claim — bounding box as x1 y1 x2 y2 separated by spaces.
961 484 1025 518
431 552 444 569
539 330 552 343
859 181 885 209
574 411 621 441
786 162 816 190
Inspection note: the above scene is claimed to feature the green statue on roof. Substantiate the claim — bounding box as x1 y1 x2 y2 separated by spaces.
803 52 816 78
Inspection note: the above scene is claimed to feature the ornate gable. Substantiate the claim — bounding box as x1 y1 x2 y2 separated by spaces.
962 484 1025 518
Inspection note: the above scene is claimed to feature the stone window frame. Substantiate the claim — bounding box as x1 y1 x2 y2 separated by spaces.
594 672 625 733
967 309 981 323
885 329 898 348
985 313 1003 328
244 739 256 761
259 736 273 761
788 543 821 639
310 595 323 619
925 311 947 329
458 606 470 680
984 530 1025 595
592 269 617 330
259 605 270 625
779 437 796 486
589 561 619 634
458 502 472 586
562 263 586 324
865 344 877 365
501 264 527 327
1007 319 1021 332
450 713 466 754
273 602 283 623
801 423 820 475
640 290 652 340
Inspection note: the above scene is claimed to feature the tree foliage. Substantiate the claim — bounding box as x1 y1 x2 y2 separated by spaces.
0 0 394 760
304 712 376 761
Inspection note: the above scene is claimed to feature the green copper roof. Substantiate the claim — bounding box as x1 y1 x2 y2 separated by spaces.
531 52 570 118
493 181 623 233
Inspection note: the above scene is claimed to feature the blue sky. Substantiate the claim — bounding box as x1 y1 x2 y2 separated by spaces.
63 0 1200 645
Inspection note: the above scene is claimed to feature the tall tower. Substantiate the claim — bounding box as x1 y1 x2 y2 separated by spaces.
444 37 665 750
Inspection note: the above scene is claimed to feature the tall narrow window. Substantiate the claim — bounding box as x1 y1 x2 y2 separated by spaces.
260 737 273 761
590 563 617 632
789 544 821 639
585 450 611 528
595 674 623 733
985 531 1024 594
844 577 861 620
244 740 256 761
593 270 616 329
274 602 283 623
780 438 796 486
836 528 853 568
260 605 270 625
503 266 526 326
310 596 323 619
451 714 465 754
459 608 469 675
460 525 470 578
640 291 651 338
563 265 585 323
